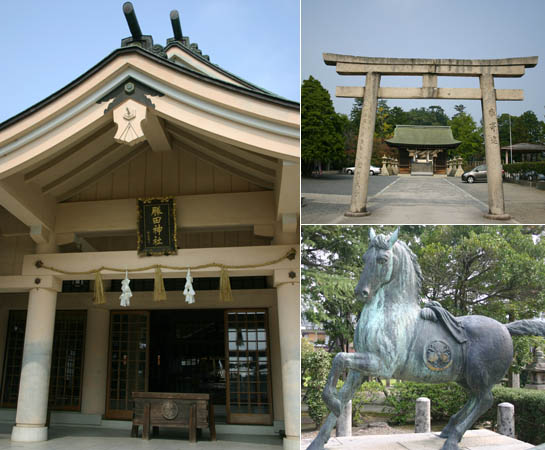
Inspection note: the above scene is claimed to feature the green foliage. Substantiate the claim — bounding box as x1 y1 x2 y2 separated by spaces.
386 382 468 424
484 386 545 445
498 111 545 148
301 338 332 426
415 226 545 321
301 76 346 175
351 381 384 425
512 336 545 375
504 162 545 174
448 107 484 160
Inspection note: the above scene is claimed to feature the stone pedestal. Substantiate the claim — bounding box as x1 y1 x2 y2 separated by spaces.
11 287 57 442
415 397 431 433
526 348 545 390
454 158 465 177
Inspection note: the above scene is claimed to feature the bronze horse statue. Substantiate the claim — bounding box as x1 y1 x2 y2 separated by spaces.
308 228 545 450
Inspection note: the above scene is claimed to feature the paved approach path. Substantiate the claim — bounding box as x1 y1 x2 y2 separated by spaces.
302 175 545 224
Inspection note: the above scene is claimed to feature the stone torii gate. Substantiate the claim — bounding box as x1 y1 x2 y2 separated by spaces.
324 54 538 219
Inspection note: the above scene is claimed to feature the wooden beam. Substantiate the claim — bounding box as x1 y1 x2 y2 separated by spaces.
171 137 274 189
142 111 172 152
56 143 148 202
41 142 121 195
24 123 115 182
0 275 62 293
22 244 298 280
168 127 276 181
275 160 300 221
172 125 279 171
336 86 524 101
0 175 56 231
336 62 526 77
55 191 276 235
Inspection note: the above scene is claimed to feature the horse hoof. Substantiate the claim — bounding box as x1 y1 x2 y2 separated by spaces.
439 429 450 438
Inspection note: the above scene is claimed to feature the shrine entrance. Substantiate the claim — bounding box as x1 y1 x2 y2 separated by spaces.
105 309 273 425
324 54 538 219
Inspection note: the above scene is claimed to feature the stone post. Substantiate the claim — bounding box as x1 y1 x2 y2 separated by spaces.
415 397 431 433
274 274 300 450
480 74 509 219
380 155 390 176
346 72 380 216
446 160 452 176
336 400 352 437
511 372 520 389
497 402 515 438
11 287 57 442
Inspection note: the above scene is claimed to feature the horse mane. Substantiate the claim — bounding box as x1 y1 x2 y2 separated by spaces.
370 234 423 294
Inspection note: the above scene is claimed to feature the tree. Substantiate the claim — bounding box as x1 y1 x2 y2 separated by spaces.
414 226 545 320
448 107 484 160
301 76 345 175
512 111 545 144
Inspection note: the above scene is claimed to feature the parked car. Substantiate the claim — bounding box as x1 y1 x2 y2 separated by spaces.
461 165 504 183
520 170 545 181
344 166 381 175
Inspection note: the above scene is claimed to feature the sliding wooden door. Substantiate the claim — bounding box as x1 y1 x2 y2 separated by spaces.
225 310 272 425
106 311 149 419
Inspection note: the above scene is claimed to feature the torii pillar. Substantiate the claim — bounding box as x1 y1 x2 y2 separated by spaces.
324 54 538 220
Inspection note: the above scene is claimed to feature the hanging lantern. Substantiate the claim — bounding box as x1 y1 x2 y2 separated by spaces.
120 270 132 307
183 268 195 304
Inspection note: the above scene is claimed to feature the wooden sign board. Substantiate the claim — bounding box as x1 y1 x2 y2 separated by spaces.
137 197 178 256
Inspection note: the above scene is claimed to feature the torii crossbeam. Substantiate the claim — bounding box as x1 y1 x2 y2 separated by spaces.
324 54 538 220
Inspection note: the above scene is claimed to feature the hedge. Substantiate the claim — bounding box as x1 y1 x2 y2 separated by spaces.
503 162 545 174
386 382 468 424
485 386 545 445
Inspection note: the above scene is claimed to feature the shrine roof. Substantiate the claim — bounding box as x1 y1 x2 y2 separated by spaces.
386 125 461 149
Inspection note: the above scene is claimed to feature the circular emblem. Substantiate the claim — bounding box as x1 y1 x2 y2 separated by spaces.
424 340 452 371
124 82 135 94
161 400 179 420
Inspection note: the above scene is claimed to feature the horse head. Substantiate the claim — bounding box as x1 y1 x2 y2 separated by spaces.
355 227 399 301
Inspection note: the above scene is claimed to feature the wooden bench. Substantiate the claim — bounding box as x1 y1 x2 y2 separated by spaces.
131 392 216 442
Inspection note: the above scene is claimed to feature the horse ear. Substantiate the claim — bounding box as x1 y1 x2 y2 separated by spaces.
388 227 399 248
369 227 376 241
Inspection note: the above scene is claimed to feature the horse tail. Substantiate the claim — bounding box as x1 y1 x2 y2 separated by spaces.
506 319 545 337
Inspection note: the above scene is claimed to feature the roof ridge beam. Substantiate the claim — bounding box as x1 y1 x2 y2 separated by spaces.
324 53 538 68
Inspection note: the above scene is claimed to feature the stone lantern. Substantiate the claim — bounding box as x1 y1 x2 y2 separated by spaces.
526 348 545 390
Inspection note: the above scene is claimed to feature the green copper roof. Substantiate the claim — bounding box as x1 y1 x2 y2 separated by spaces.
386 125 461 148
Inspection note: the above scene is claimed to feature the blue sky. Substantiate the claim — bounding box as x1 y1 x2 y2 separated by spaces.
0 1 300 123
302 0 545 123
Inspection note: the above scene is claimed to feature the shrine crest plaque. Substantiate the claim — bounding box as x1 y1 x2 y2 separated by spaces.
137 197 178 256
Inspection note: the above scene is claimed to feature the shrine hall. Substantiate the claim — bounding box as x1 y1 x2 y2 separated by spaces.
386 125 461 175
0 4 300 450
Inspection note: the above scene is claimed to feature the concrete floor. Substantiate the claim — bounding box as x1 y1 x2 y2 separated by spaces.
302 430 535 450
0 424 282 450
301 175 545 224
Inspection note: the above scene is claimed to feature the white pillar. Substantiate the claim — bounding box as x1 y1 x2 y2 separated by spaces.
81 309 110 415
346 72 380 216
480 74 509 219
11 287 57 442
415 397 431 433
274 271 300 450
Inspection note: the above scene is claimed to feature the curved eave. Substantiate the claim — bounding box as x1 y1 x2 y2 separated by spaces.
0 45 299 133
386 141 461 149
